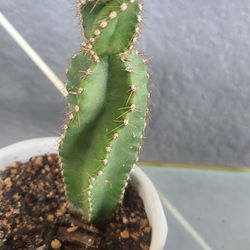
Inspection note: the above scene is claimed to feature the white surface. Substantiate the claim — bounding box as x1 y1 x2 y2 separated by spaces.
0 137 168 250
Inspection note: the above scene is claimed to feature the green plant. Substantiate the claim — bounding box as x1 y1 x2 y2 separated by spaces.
59 0 149 224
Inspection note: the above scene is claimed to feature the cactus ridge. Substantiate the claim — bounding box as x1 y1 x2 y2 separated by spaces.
59 0 149 223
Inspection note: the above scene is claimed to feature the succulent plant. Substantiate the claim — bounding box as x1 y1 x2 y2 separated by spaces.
59 0 149 224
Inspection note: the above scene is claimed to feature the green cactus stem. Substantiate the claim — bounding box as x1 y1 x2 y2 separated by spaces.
59 0 149 224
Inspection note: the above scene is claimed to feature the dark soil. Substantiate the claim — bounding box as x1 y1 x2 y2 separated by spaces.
0 154 151 250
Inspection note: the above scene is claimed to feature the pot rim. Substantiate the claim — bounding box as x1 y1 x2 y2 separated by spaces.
0 137 167 250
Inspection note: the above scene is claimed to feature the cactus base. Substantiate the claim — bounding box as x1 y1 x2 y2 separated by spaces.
0 137 167 250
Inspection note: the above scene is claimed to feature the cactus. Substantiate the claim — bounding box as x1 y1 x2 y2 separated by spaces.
59 0 149 224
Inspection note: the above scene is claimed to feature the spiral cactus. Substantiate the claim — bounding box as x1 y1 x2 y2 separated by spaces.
59 0 149 224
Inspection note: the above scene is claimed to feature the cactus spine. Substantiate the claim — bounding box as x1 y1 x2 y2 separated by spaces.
59 0 149 224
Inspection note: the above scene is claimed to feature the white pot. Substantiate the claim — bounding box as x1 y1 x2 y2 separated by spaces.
0 137 167 250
